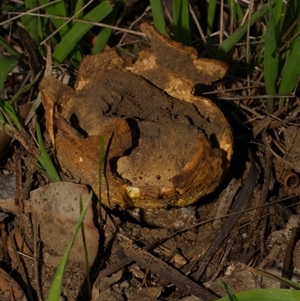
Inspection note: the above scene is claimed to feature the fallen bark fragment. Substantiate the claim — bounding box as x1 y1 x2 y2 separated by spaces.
120 236 219 301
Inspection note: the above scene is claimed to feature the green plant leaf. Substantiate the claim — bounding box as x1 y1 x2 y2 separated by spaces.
92 1 123 54
0 56 18 94
35 117 61 182
22 0 40 43
278 20 300 94
11 70 43 103
272 0 283 36
214 0 276 59
207 0 217 42
0 99 23 130
74 0 85 21
46 192 92 300
80 199 90 294
0 37 19 56
221 281 238 301
232 0 244 23
38 0 68 36
52 0 114 63
264 0 279 95
173 0 191 45
150 0 169 38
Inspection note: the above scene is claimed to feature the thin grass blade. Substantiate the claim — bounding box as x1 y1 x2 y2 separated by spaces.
0 37 19 56
207 0 217 43
35 118 61 182
173 0 191 45
74 0 85 21
69 50 83 69
46 192 92 301
0 99 23 130
278 15 300 94
214 0 276 59
80 199 90 294
0 56 18 93
22 0 40 43
264 0 279 95
93 1 122 54
221 281 238 301
149 0 169 37
38 0 68 36
233 1 244 23
11 70 43 103
264 0 279 112
273 0 283 36
226 0 244 25
52 0 113 63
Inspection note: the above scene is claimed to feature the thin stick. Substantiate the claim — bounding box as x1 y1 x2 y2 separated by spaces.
189 4 206 44
5 12 146 38
0 0 63 25
220 0 224 44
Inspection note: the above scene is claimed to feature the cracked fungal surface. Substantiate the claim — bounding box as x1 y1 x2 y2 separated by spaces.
40 23 233 209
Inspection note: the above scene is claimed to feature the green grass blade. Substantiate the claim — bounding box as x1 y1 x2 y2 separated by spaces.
46 192 92 301
38 0 68 36
233 1 244 23
149 0 169 38
80 199 91 295
92 1 122 54
0 109 5 126
173 0 191 45
0 99 23 130
217 289 300 301
226 0 244 24
37 14 44 45
52 0 113 63
214 0 276 59
69 49 83 69
0 37 19 56
290 0 299 17
92 26 112 55
11 70 43 103
221 281 238 301
207 0 217 42
264 0 279 112
264 0 279 95
74 0 85 21
278 20 300 94
273 0 283 36
22 0 40 43
0 56 18 93
21 0 38 43
35 118 61 182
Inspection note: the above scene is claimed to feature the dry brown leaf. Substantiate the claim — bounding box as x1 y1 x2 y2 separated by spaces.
28 182 99 266
0 182 99 267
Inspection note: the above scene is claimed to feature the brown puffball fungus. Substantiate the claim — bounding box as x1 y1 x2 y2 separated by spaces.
39 23 233 209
